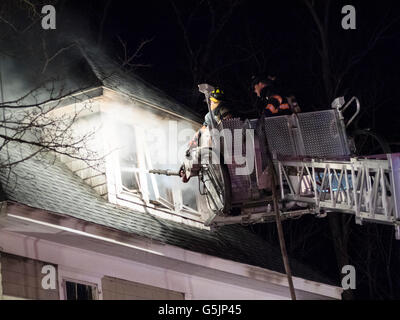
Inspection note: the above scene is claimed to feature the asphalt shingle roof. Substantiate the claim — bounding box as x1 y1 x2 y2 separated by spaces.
80 46 202 123
0 143 335 286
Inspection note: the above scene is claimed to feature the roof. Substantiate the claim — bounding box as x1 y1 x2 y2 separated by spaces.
1 44 201 123
0 143 336 286
79 46 202 123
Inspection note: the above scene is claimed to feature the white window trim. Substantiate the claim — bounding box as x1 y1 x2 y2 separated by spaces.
116 191 201 219
58 266 103 300
112 124 203 221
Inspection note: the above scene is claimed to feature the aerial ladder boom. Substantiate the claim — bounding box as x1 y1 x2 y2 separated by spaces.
147 92 400 238
206 154 400 239
277 154 400 238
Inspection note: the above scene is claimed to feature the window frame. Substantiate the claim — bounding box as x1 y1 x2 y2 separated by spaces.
111 122 203 220
58 267 103 300
63 278 99 300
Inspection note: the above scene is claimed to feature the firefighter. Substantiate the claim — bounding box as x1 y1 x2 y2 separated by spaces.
180 87 232 182
251 74 300 117
204 88 232 126
187 87 232 149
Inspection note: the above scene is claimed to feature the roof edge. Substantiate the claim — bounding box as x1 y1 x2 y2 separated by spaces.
102 86 201 125
78 46 202 124
4 200 343 299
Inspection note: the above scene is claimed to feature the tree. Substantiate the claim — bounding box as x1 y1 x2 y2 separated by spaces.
171 0 242 109
0 0 150 179
303 0 400 299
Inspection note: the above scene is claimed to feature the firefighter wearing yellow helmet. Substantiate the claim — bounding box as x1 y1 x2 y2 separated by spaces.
203 87 232 127
180 87 232 182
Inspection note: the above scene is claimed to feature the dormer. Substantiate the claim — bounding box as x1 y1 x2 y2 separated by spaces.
50 48 212 228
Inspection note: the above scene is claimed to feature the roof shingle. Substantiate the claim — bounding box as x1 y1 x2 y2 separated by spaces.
0 143 335 286
80 46 202 123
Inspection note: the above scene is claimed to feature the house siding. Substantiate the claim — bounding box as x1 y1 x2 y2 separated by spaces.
101 276 184 300
0 229 342 300
0 252 59 300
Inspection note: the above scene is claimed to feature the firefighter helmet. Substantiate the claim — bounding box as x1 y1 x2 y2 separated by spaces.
250 73 277 89
210 88 225 102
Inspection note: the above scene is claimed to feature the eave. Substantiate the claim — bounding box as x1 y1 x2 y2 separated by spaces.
0 201 343 300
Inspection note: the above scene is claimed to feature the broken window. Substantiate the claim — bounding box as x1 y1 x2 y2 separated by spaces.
114 122 200 217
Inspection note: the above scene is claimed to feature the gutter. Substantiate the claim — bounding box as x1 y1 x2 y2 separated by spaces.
7 212 162 256
3 201 343 299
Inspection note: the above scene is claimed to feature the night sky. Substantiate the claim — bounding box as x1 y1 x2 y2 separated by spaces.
65 0 400 134
3 0 400 299
69 0 400 300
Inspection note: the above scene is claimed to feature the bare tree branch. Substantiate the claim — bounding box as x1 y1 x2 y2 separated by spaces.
41 41 77 74
97 0 112 46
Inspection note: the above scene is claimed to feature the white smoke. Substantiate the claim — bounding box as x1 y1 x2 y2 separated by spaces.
101 99 200 209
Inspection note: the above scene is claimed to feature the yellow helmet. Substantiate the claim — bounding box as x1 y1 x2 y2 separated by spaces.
210 88 225 102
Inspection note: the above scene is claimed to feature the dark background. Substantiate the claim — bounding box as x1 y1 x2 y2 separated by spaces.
84 0 400 135
58 1 400 128
2 0 400 299
76 0 400 300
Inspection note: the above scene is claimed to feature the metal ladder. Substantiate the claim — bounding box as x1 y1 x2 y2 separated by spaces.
208 154 400 240
277 154 400 239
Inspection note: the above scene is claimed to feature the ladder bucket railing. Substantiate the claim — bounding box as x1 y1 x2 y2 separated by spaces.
277 154 400 238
